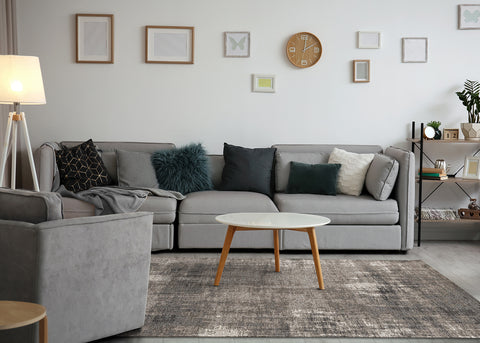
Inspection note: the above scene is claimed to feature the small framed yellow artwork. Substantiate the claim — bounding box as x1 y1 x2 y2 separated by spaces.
252 74 276 93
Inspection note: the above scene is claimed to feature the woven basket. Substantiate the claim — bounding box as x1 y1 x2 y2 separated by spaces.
458 208 480 220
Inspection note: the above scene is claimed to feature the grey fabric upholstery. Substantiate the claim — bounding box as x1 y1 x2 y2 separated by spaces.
384 146 415 250
138 196 177 223
0 189 153 343
116 150 159 188
274 193 399 225
208 155 225 189
365 153 399 200
178 190 278 248
0 188 62 223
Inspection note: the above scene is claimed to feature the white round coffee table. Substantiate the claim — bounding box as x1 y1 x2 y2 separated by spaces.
214 212 331 289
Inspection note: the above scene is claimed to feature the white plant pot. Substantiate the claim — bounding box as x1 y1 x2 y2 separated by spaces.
461 123 480 141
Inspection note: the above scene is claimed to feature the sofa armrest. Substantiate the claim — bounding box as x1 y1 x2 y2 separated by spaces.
384 146 415 250
0 212 153 343
34 142 58 192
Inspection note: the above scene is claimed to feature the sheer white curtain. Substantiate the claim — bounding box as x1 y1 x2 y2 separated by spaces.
0 0 17 186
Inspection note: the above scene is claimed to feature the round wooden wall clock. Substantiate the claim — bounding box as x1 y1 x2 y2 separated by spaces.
286 32 322 68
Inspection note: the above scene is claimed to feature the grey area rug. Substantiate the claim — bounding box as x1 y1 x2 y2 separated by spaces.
124 256 480 338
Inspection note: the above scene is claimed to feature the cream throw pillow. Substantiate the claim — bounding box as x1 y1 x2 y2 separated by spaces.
328 148 374 196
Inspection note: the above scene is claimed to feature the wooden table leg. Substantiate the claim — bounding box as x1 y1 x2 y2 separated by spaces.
307 227 325 289
39 315 48 343
214 226 236 286
273 230 280 272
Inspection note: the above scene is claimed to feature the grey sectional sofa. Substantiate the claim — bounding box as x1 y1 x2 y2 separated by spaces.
36 142 415 252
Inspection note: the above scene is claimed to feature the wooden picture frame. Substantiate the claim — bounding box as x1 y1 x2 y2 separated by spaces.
224 32 250 57
458 4 480 30
443 128 459 140
353 60 370 83
76 14 114 63
402 38 428 63
357 32 381 49
252 74 276 93
145 26 194 64
463 156 480 179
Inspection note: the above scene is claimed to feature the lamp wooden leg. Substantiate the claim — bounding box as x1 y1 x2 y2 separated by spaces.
0 113 13 188
274 230 280 272
214 226 236 286
39 315 48 343
20 113 39 191
307 227 325 289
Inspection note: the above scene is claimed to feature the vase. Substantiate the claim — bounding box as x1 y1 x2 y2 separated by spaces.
434 128 442 140
461 123 480 141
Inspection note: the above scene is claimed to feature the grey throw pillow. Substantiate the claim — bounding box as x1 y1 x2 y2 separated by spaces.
116 150 159 188
365 154 399 201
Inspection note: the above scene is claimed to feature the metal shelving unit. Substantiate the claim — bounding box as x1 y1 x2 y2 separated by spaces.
409 121 480 246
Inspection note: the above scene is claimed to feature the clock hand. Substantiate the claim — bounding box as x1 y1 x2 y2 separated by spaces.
303 43 317 52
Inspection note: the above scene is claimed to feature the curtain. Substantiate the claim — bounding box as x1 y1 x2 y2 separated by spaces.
0 0 17 186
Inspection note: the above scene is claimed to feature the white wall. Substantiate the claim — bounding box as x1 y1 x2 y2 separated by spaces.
15 0 480 154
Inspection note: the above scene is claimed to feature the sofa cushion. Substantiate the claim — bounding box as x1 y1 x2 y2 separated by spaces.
179 190 278 224
0 188 63 223
220 143 276 197
328 148 374 196
286 162 341 195
137 196 176 224
62 197 95 219
275 151 329 192
151 143 212 194
55 139 112 192
365 154 399 201
117 150 159 188
274 193 398 225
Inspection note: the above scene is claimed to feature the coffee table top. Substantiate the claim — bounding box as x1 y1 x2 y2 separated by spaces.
215 212 330 229
0 301 46 330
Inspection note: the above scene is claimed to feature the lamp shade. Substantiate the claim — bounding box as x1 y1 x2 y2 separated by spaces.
0 55 46 105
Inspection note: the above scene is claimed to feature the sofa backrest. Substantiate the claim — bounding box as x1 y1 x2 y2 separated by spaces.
0 188 63 223
207 155 225 189
60 141 175 184
272 144 383 192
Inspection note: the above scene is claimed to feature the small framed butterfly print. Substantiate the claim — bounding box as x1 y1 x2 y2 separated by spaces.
224 32 250 57
459 5 480 29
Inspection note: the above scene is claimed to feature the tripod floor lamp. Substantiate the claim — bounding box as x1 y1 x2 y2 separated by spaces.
0 55 46 191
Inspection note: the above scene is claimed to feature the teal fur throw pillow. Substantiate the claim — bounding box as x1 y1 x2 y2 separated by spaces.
151 143 213 194
286 161 341 195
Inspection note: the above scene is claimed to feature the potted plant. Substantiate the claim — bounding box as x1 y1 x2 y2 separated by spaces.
456 79 480 140
427 120 442 140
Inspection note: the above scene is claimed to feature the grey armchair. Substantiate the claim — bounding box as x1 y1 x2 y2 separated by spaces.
0 188 153 343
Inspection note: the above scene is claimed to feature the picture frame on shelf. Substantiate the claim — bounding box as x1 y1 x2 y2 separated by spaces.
357 31 381 49
145 26 194 64
443 128 459 140
463 156 480 179
353 60 370 83
224 32 250 57
252 74 276 93
402 37 428 63
76 14 114 63
458 4 480 30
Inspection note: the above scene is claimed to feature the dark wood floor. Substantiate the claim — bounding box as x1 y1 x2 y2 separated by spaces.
98 241 480 343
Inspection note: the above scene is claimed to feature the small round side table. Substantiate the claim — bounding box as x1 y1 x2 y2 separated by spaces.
0 301 48 343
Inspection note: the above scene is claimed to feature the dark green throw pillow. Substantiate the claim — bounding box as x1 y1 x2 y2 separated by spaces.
286 162 341 195
220 143 276 197
151 143 212 194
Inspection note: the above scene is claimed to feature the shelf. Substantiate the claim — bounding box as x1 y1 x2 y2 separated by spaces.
408 138 480 144
416 177 480 183
419 219 480 223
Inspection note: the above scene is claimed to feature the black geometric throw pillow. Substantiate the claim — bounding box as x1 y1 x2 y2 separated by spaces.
55 139 112 192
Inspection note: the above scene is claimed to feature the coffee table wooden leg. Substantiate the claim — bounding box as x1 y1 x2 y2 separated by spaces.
273 230 280 272
39 315 48 343
214 226 236 286
307 227 325 289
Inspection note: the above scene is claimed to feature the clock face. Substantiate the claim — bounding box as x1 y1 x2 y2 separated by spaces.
286 32 322 68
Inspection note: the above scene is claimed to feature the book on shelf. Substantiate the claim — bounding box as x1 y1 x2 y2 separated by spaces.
419 167 445 174
420 172 447 177
421 175 448 180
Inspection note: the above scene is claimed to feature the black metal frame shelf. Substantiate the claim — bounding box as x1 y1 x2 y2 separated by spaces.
410 121 480 247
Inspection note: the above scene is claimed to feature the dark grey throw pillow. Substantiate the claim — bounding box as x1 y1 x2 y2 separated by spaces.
151 143 212 194
286 162 341 195
220 143 276 197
